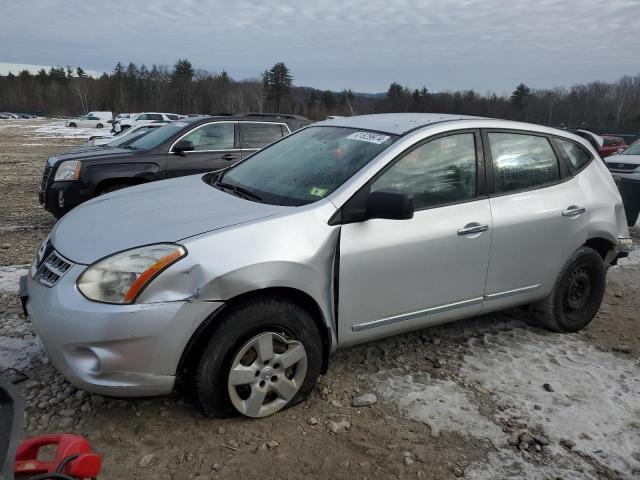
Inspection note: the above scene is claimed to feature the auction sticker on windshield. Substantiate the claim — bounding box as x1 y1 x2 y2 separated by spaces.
347 131 391 144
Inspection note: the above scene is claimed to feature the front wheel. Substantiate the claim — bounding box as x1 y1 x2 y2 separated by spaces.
533 246 606 332
195 298 322 418
68 122 77 128
96 123 103 128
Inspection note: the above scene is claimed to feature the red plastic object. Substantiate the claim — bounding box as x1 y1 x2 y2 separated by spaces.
14 434 102 479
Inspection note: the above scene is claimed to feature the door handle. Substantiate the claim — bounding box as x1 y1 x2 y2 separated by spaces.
562 206 586 217
457 223 489 235
222 153 238 161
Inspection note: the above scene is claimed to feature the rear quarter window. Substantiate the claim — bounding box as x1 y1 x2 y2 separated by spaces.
555 138 592 173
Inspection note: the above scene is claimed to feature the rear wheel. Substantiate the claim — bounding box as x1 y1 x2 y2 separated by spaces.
195 298 322 418
96 123 103 128
533 246 606 332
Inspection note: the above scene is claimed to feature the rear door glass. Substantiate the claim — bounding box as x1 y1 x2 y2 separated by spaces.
240 123 285 149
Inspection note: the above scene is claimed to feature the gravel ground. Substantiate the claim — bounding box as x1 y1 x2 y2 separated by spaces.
1 118 639 479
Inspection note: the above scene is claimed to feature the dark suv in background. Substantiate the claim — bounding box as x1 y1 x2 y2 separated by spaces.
39 113 311 217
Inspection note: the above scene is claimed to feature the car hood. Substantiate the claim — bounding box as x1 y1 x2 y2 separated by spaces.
606 154 640 165
51 175 287 264
48 147 134 165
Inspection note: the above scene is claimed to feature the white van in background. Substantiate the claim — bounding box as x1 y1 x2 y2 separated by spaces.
67 111 113 128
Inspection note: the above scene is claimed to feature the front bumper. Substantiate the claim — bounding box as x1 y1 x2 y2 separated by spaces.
23 263 221 397
40 181 93 217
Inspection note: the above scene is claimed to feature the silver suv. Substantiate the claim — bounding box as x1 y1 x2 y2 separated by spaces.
22 114 631 418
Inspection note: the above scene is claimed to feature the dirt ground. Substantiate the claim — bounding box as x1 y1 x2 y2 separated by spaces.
1 118 639 480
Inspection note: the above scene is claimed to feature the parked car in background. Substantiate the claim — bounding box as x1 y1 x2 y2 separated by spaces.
85 123 166 147
22 114 631 418
67 111 113 128
603 133 639 146
605 140 640 181
115 112 179 132
601 136 627 157
566 129 628 158
39 114 311 217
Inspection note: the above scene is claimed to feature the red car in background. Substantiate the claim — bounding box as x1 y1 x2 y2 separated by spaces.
568 129 627 158
601 136 627 157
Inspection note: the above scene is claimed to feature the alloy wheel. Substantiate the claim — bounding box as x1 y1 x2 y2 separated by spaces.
227 331 307 418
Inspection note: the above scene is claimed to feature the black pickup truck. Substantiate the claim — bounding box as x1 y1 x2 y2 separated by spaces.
39 113 311 217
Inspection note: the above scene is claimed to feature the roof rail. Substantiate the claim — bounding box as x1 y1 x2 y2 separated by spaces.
236 112 310 121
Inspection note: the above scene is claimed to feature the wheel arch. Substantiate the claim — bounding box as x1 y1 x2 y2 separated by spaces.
584 236 616 260
95 176 149 195
176 286 333 389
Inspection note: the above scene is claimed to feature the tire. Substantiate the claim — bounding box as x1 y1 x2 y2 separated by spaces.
69 122 76 128
98 183 131 195
96 123 103 129
195 298 322 418
533 246 606 332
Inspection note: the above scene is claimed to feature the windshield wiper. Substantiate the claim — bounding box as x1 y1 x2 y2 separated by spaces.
214 180 263 202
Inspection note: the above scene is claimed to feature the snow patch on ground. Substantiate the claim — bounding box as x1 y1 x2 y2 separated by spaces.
374 323 640 478
0 336 42 371
0 265 29 293
27 120 100 139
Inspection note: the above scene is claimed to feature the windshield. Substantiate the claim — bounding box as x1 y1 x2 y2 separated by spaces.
219 126 398 206
107 128 151 147
127 119 197 150
621 141 640 155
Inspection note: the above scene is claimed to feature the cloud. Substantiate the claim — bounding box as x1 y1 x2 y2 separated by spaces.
1 0 638 92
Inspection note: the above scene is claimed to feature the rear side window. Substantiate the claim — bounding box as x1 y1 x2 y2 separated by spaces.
488 132 559 194
148 114 164 121
555 138 592 172
372 133 477 210
241 123 284 149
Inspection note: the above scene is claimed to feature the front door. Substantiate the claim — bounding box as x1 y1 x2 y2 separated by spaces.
167 121 240 177
338 131 492 346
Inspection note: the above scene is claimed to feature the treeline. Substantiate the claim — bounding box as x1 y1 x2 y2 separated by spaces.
1 59 639 132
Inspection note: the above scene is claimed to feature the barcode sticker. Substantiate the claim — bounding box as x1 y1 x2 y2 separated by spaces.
347 131 391 144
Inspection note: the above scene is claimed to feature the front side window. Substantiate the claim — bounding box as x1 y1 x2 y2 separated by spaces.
180 123 235 151
372 133 477 209
220 126 398 205
137 114 148 120
489 132 559 193
240 123 284 149
127 118 199 151
556 138 592 171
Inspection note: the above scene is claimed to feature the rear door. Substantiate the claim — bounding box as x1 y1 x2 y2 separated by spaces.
239 122 288 159
482 130 589 310
166 121 240 178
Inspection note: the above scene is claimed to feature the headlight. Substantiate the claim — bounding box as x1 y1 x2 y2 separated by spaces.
77 244 187 304
54 160 81 181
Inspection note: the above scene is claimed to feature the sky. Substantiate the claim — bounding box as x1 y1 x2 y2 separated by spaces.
1 0 639 94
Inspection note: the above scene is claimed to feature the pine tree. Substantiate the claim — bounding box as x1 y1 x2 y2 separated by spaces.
262 62 293 112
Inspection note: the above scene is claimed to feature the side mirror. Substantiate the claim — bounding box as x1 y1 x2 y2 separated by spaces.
173 140 194 156
367 189 414 220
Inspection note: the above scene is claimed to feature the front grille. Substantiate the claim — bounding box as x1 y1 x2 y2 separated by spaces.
34 250 72 287
607 162 638 172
